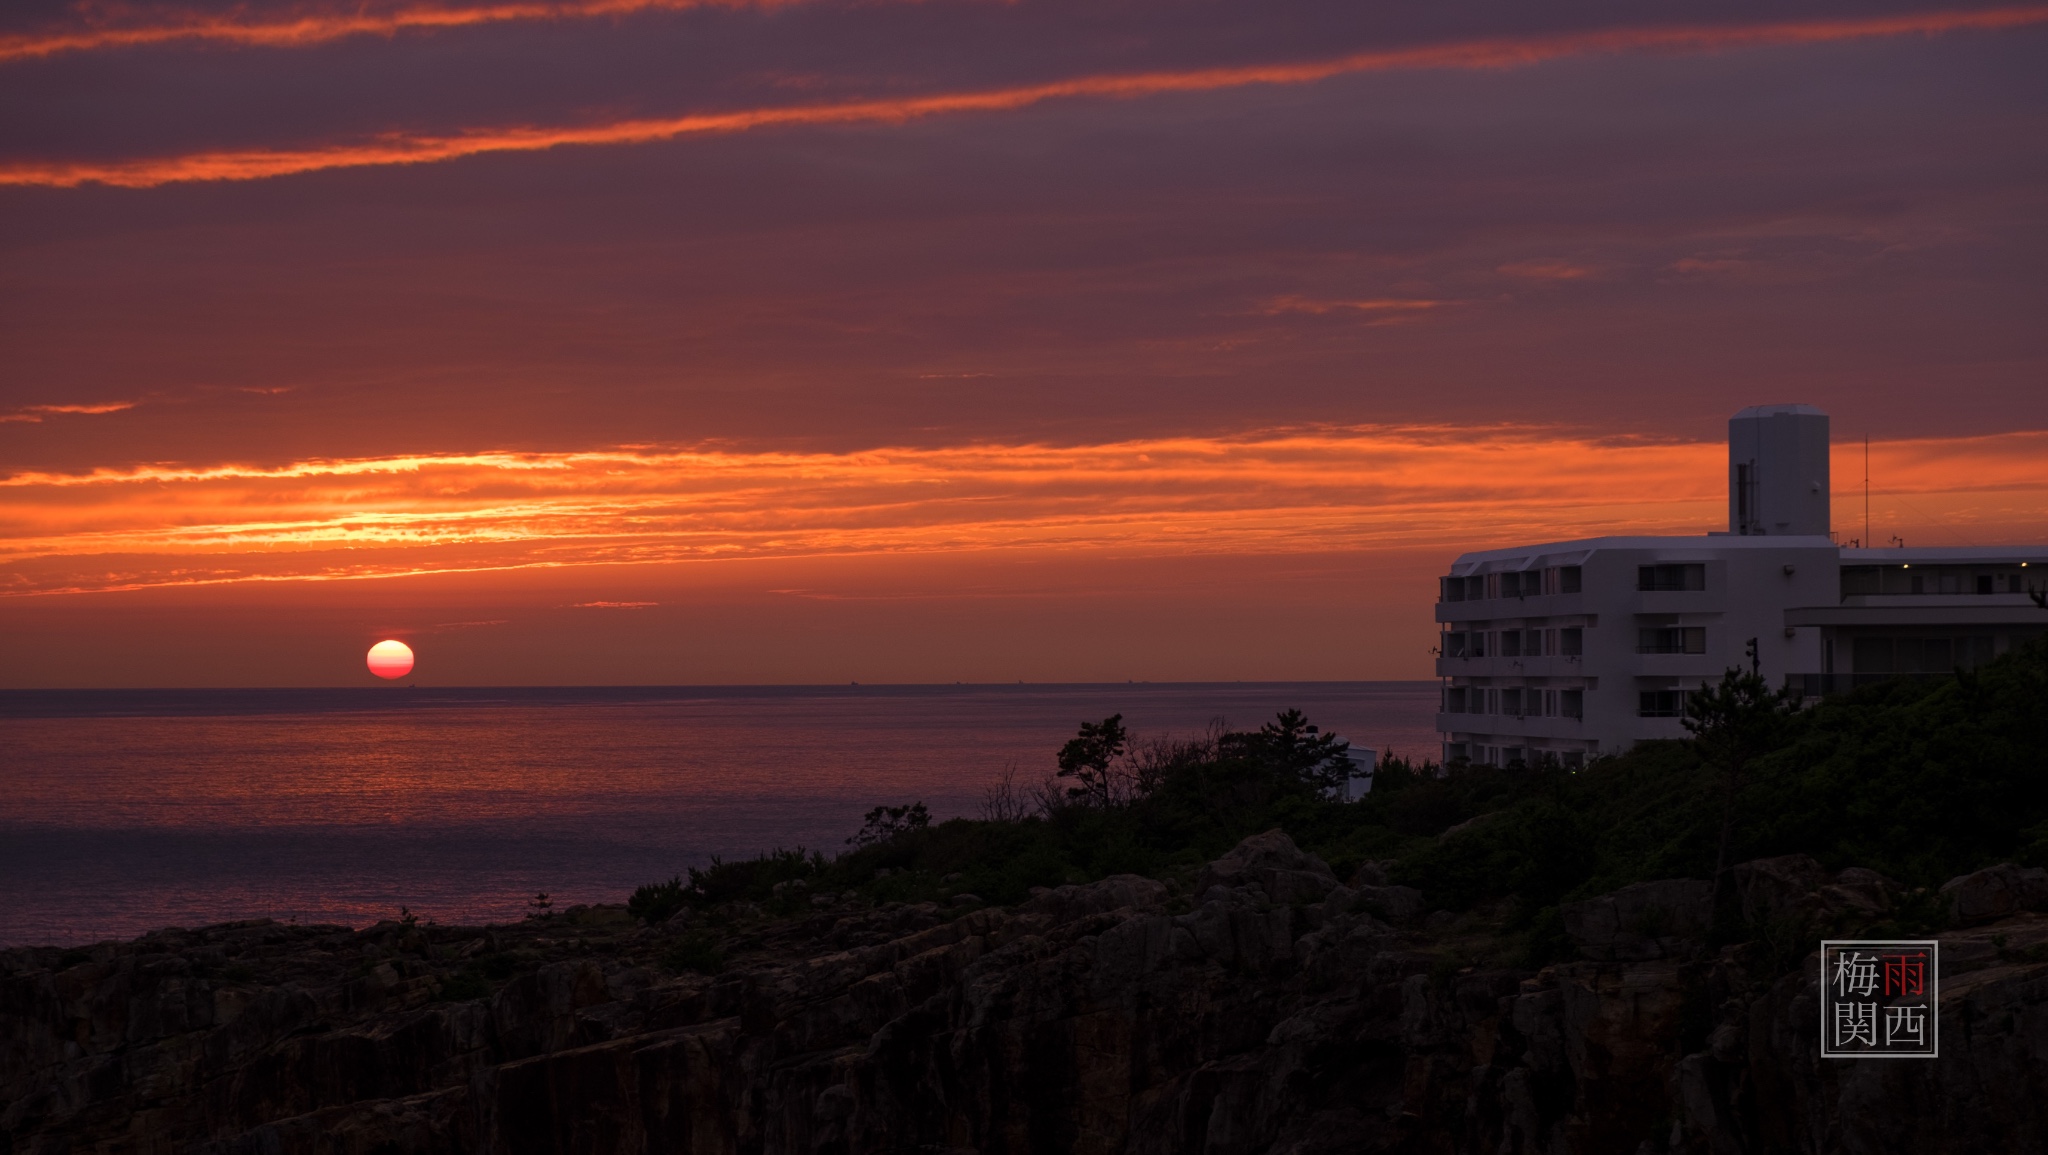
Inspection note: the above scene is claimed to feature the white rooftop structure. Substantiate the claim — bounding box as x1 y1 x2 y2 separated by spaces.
1435 406 2047 767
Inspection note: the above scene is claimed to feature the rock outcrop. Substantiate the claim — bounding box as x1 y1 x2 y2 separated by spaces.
4 832 2046 1154
1939 863 2048 926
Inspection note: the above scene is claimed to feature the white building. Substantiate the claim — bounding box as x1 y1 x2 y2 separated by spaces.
1435 405 2047 767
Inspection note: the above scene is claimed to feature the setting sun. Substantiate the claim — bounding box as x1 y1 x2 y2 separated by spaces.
365 639 414 680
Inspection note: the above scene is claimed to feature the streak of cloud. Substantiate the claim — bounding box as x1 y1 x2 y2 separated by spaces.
1258 297 1450 317
6 5 2044 189
0 0 802 63
0 401 137 424
4 426 2042 596
1497 259 1596 281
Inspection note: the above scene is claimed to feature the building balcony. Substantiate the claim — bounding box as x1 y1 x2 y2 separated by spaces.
1436 655 1589 678
1435 592 1582 624
1437 713 1585 739
1629 653 1730 678
1782 671 1948 700
1784 601 2048 628
1624 591 1725 615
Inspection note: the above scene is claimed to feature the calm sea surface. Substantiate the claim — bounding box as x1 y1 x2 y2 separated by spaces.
0 683 1438 947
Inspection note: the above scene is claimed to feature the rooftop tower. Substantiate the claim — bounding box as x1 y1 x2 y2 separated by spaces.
1729 404 1830 537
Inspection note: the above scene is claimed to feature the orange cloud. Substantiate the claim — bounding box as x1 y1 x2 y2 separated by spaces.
3 426 2042 597
1498 259 1595 281
0 0 802 63
1259 296 1449 316
0 401 137 424
6 5 2045 189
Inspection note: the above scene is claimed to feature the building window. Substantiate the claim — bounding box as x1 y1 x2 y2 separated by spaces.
1559 566 1582 593
1562 751 1585 770
1500 631 1522 657
1560 627 1583 656
1638 563 1706 592
1561 689 1583 719
1637 627 1706 654
1639 690 1684 717
1444 686 1467 713
1471 632 1488 658
1445 631 1468 658
1978 575 1994 595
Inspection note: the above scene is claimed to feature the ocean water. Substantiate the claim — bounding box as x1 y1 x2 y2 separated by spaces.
0 682 1439 948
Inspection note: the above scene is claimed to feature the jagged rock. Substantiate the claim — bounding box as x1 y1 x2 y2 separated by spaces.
1940 863 2048 926
1733 854 1831 924
1820 866 1896 916
1561 878 1713 961
1733 854 1905 928
1349 861 1392 888
1194 829 1340 904
1014 873 1167 923
7 851 2048 1154
1349 884 1427 925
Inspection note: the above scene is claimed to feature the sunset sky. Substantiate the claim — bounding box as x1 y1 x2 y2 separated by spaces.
2 0 2044 686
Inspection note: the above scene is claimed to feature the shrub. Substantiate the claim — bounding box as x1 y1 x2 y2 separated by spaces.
848 803 931 847
628 876 688 925
435 970 493 1002
661 932 725 975
624 646 2048 951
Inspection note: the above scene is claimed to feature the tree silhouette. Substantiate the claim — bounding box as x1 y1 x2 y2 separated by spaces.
1217 708 1355 795
1057 714 1130 806
1683 668 1798 901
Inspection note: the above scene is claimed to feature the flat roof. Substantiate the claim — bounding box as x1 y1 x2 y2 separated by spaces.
1449 534 1837 569
1731 403 1827 419
1445 537 2048 571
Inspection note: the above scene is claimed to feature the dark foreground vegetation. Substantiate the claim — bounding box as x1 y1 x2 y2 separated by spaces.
637 638 2048 962
10 641 2047 1153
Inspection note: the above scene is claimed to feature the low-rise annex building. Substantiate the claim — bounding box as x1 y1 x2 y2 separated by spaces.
1435 405 2047 767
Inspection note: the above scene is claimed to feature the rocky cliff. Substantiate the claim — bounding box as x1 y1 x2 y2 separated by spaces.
5 833 2046 1154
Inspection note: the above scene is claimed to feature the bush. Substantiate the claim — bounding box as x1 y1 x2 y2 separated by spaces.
848 803 931 847
626 646 2048 946
628 875 688 925
435 969 493 1002
661 932 725 975
684 848 825 907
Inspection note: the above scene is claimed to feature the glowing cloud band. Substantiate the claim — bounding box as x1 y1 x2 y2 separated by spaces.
2 426 2043 596
4 6 2045 189
0 0 799 62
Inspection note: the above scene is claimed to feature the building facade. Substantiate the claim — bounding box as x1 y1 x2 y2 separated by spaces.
1435 406 2046 766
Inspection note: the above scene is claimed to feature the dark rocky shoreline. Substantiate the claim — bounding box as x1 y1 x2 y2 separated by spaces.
5 833 2046 1154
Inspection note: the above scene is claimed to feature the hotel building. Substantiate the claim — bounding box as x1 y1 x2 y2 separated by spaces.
1435 405 2047 766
